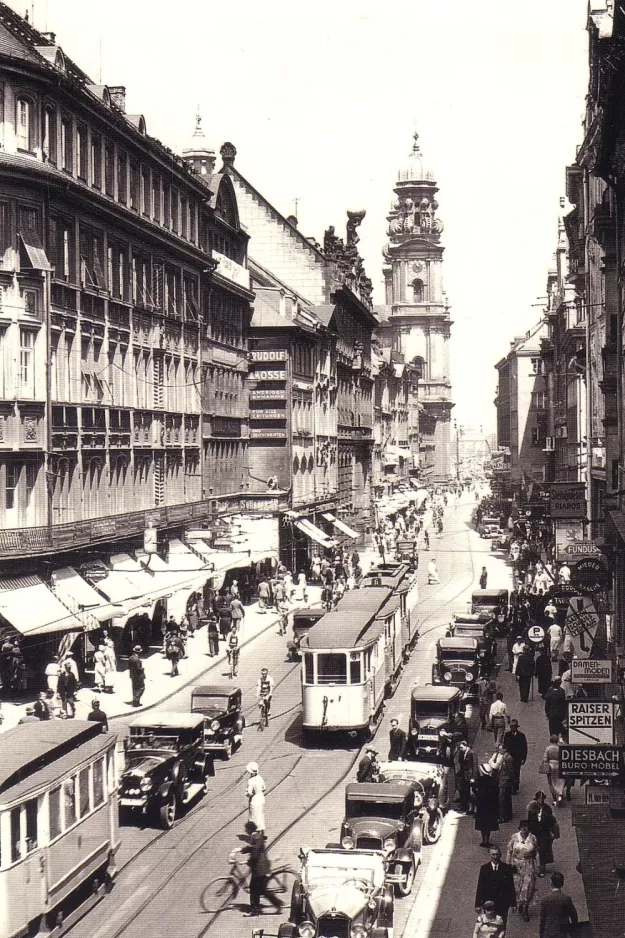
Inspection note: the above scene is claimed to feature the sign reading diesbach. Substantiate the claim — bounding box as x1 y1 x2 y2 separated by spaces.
559 745 622 778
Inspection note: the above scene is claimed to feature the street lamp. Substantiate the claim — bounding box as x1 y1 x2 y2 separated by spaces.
453 420 464 482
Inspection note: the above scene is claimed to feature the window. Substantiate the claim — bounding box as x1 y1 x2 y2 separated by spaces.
16 97 33 151
25 799 37 853
412 279 424 303
141 168 150 216
80 228 106 289
6 462 18 510
163 182 170 227
531 427 540 447
10 807 21 863
93 758 105 806
152 175 160 223
531 391 546 410
25 463 37 506
49 786 62 839
316 652 347 684
530 357 544 375
42 106 56 162
22 289 39 319
189 201 197 243
130 161 139 211
60 116 72 172
63 777 76 828
180 196 187 239
117 153 127 203
304 653 314 684
76 124 87 178
50 215 74 281
349 654 362 684
90 134 102 187
531 465 545 482
171 189 179 233
20 328 34 391
105 143 114 195
79 768 90 817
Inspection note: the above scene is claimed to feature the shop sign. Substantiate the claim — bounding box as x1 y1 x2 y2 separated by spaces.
548 482 587 518
249 389 287 400
90 518 116 537
212 249 251 290
143 526 157 554
568 701 615 745
527 625 545 643
585 785 610 806
564 594 599 659
571 558 610 592
249 350 288 362
238 498 282 513
571 659 614 684
212 417 241 438
249 429 287 439
249 409 287 420
251 369 286 381
559 745 621 778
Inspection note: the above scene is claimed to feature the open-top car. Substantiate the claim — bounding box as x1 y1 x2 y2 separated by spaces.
408 685 462 762
340 782 422 896
471 589 509 631
279 847 393 938
377 760 455 845
287 608 325 661
119 712 214 829
190 683 244 759
431 636 479 698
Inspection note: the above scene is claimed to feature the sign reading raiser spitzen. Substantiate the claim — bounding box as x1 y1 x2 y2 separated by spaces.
548 482 587 519
567 701 615 745
571 659 614 684
559 745 621 778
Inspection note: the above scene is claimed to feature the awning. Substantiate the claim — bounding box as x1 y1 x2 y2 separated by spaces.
0 576 83 636
19 229 51 270
294 518 336 548
322 512 359 540
51 567 120 626
384 445 409 466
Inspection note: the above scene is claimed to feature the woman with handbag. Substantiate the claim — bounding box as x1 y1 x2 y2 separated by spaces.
543 735 565 806
506 819 538 921
527 791 559 877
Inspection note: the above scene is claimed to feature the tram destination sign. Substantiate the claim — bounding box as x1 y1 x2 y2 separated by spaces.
548 482 587 519
559 745 622 778
571 659 613 684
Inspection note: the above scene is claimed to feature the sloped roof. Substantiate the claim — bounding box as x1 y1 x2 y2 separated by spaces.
0 20 42 62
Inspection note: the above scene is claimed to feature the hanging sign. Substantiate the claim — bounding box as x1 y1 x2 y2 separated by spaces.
568 701 615 745
559 745 621 778
585 785 611 806
571 659 613 684
527 625 545 644
548 483 587 519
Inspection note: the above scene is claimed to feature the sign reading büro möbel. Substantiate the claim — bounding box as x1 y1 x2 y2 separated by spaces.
559 745 621 778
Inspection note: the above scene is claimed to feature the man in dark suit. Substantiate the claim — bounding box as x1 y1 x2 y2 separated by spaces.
539 871 578 938
474 846 517 924
388 719 407 760
503 719 528 793
128 646 145 707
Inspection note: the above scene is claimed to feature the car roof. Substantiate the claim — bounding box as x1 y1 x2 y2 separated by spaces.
129 712 205 729
438 636 478 650
411 685 461 702
472 589 508 600
346 782 411 801
192 684 241 696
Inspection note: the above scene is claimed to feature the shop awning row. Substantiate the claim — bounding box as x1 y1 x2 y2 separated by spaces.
322 513 359 540
0 576 83 637
294 518 337 549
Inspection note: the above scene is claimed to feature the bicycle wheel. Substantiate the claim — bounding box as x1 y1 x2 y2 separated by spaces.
267 865 297 896
200 876 238 913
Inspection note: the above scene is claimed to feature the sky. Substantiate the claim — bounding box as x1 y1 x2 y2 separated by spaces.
10 0 590 431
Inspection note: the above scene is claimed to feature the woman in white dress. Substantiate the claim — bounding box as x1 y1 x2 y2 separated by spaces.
246 762 266 833
93 646 107 692
102 632 117 693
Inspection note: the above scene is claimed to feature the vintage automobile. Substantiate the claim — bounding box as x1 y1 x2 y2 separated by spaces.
287 607 325 661
478 516 500 538
190 683 245 759
279 847 394 938
431 636 479 698
118 712 214 829
395 538 418 570
340 782 422 896
377 760 455 845
448 614 497 677
471 588 509 631
408 685 462 761
491 530 511 552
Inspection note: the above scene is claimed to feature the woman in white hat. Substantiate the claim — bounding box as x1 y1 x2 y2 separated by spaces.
246 763 266 834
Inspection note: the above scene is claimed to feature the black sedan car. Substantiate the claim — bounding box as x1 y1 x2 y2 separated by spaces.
190 684 245 760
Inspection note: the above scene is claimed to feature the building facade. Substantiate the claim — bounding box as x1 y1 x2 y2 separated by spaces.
376 134 453 482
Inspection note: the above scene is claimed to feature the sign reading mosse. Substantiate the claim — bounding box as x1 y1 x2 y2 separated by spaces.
559 745 621 778
549 483 587 519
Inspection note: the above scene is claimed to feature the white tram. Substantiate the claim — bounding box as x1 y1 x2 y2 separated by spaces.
360 561 420 688
0 720 119 938
302 587 399 736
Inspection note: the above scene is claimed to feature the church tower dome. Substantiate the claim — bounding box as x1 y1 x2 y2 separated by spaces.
398 132 435 184
182 111 216 176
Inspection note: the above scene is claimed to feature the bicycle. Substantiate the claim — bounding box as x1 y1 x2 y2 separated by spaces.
227 647 239 679
258 696 270 731
200 850 297 914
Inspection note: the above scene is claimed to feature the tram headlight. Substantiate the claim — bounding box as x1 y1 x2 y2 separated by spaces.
211 719 220 731
140 778 153 791
443 671 452 681
351 924 368 938
299 922 315 938
465 671 474 682
341 835 355 849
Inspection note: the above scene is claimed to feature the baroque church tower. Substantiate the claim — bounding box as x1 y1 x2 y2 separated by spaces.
378 133 454 481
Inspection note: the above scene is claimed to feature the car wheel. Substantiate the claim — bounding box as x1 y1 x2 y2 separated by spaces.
423 807 444 844
394 859 415 897
159 792 177 830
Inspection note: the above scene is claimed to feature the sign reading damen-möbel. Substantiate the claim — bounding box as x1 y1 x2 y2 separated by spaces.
548 482 587 519
559 745 622 778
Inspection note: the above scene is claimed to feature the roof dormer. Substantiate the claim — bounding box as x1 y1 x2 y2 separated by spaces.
35 44 66 72
127 115 147 136
89 85 112 107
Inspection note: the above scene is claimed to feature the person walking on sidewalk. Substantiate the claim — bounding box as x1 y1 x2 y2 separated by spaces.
87 698 109 732
539 872 578 938
207 616 219 657
497 746 515 823
548 621 562 662
474 763 500 847
257 578 271 612
230 596 245 637
503 720 527 793
527 791 559 877
474 846 516 925
455 740 478 813
505 819 538 922
544 677 567 738
488 692 509 746
166 632 184 677
535 647 553 698
472 901 505 938
388 718 407 761
129 646 145 707
94 645 107 692
543 735 565 807
479 567 488 589
246 763 266 833
516 644 535 702
34 691 50 721
58 661 77 718
45 654 60 699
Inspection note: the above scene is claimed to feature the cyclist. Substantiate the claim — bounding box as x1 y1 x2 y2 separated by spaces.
256 668 274 725
277 600 289 636
226 624 240 678
241 821 283 917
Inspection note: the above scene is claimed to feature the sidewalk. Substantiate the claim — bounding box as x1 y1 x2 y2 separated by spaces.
1 585 324 730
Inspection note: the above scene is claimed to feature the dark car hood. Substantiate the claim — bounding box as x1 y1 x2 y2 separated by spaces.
122 754 168 776
416 717 447 733
439 659 476 670
347 817 401 839
192 705 227 719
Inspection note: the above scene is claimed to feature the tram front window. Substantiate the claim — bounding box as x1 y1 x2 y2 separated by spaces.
304 653 314 685
317 652 347 684
350 655 362 684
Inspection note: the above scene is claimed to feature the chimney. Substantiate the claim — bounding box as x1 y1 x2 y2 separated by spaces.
286 215 298 228
109 86 126 113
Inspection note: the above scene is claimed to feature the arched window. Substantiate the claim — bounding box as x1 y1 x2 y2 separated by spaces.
412 279 424 303
16 97 34 151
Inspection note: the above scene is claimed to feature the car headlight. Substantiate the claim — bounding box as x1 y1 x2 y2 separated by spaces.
444 671 452 681
413 791 423 807
351 925 368 938
341 835 355 849
410 728 418 736
140 778 153 791
383 837 395 852
465 671 474 681
210 719 220 731
299 922 315 938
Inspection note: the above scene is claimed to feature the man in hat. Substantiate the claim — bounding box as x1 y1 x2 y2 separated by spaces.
87 698 109 732
33 691 50 721
357 746 379 782
129 646 145 707
57 660 78 718
18 705 39 724
503 719 528 794
544 676 567 738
